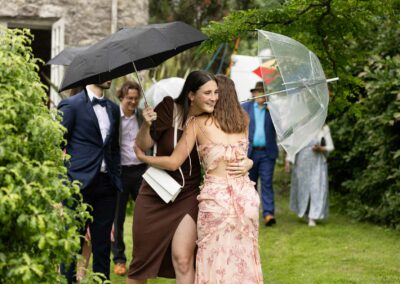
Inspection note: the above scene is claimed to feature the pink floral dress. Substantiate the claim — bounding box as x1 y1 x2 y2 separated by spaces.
195 138 263 284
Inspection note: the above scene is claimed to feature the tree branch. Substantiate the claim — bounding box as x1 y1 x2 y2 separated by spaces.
315 0 338 76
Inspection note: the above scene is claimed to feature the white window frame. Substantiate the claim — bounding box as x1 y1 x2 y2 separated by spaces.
50 18 65 107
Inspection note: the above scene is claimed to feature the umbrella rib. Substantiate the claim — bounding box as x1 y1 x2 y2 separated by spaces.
309 51 318 80
240 78 338 103
304 82 324 108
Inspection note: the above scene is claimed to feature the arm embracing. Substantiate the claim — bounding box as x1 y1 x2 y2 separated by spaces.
135 119 197 171
226 126 253 177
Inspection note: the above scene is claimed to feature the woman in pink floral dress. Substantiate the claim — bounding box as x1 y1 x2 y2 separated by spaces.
135 75 263 283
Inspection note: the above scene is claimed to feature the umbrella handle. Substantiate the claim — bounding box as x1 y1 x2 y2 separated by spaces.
132 62 149 107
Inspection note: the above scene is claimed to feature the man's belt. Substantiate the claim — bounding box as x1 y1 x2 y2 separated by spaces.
253 146 266 151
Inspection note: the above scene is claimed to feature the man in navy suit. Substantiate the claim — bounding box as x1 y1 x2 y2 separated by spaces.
58 81 122 283
242 81 278 226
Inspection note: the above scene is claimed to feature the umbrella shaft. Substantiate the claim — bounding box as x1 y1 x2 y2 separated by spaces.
241 77 339 103
132 62 148 106
241 87 295 102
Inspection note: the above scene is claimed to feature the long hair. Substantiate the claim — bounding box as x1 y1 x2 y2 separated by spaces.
117 80 141 100
174 70 216 126
212 74 249 134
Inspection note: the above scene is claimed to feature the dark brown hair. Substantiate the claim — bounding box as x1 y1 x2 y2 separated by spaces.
117 80 141 100
69 87 83 96
175 70 216 126
212 74 249 134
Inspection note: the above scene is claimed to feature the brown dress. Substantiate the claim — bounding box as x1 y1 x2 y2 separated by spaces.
127 96 201 279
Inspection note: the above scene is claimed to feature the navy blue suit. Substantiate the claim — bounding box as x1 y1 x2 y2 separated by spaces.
242 101 278 217
59 90 122 191
58 89 122 282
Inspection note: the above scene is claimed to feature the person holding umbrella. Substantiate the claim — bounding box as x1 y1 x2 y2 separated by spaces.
285 124 334 226
127 71 253 283
242 81 279 226
58 81 122 283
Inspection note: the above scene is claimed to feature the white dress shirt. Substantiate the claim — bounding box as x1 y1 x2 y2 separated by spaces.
87 87 110 172
120 106 142 165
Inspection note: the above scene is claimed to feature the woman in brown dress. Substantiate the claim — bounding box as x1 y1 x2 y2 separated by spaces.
127 71 216 283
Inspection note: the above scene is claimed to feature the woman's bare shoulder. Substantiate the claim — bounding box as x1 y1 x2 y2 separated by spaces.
194 114 212 125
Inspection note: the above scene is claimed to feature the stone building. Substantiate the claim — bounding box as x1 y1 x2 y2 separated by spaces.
0 0 149 106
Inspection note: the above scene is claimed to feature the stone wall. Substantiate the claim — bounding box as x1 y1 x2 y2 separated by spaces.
0 0 149 46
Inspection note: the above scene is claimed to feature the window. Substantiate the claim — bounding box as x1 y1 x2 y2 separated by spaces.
1 18 64 108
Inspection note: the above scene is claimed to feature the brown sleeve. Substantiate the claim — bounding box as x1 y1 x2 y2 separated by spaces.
150 96 174 142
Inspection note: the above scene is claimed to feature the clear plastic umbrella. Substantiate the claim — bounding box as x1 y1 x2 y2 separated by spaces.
145 77 185 107
246 30 338 160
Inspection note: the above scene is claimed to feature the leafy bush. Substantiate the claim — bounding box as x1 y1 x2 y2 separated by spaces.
330 55 400 229
0 28 89 283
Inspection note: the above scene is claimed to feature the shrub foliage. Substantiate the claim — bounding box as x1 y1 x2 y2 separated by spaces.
0 28 89 283
330 55 400 228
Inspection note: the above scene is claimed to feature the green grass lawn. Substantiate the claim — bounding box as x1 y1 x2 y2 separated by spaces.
108 190 400 284
259 193 400 284
106 162 400 283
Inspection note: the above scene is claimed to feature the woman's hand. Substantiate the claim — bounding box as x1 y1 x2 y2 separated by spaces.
284 160 291 173
143 106 157 126
226 155 253 177
312 145 326 153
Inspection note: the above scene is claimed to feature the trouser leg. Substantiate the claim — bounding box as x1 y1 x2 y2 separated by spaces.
87 173 117 280
112 184 129 264
112 164 146 264
259 156 276 216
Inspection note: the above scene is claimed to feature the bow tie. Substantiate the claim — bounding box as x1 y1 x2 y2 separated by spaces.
92 97 107 107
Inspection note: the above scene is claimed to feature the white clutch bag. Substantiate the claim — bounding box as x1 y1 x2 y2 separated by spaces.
142 166 183 203
142 103 185 203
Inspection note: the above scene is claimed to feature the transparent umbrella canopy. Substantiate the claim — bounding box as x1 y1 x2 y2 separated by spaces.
252 30 338 160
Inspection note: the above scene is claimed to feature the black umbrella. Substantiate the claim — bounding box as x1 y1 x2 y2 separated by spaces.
59 21 208 97
46 46 89 65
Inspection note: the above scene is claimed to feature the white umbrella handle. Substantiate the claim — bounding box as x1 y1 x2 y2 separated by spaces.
326 77 339 83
